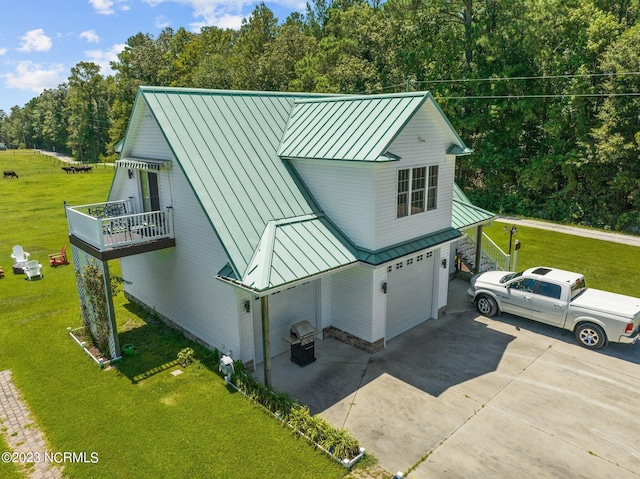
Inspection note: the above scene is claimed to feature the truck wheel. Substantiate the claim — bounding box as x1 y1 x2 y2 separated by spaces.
476 295 498 317
574 323 607 349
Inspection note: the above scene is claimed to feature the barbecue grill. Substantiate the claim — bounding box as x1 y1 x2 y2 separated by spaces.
285 320 320 367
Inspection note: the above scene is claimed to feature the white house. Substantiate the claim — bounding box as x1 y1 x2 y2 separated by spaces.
66 87 479 376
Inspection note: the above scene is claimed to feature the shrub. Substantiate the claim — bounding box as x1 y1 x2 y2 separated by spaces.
177 347 195 367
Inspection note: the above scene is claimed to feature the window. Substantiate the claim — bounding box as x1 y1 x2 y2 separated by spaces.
538 282 562 299
510 278 537 293
427 165 438 210
397 166 438 218
397 169 409 217
411 167 426 214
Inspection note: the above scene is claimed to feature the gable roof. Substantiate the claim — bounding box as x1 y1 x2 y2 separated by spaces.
128 87 328 279
120 87 471 293
278 92 468 162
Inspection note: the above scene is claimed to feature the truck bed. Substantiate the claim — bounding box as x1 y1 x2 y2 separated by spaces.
572 289 640 321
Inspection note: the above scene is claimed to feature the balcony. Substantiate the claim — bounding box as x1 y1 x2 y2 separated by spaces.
66 199 176 260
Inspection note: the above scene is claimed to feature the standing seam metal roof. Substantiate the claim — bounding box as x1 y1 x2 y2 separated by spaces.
138 88 325 278
126 87 476 292
278 92 431 162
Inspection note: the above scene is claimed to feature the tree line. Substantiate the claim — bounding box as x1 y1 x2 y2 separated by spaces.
1 0 639 233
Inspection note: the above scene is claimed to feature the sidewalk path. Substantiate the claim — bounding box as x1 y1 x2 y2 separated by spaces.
0 370 62 479
495 216 640 247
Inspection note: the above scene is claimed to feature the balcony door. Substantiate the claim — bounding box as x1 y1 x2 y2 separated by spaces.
140 170 160 212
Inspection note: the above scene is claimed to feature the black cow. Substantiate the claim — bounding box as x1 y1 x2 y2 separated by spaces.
3 171 18 179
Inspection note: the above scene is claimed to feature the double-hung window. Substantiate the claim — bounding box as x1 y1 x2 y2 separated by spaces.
397 169 410 217
397 165 438 218
427 165 438 211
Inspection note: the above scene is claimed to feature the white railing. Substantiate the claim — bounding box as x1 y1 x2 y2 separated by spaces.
67 200 174 251
463 229 511 271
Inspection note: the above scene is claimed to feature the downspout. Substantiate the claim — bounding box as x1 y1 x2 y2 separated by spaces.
261 295 271 387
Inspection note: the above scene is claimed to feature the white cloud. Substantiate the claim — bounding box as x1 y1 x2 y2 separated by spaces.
0 48 6 56
85 44 126 75
89 0 129 15
17 29 53 53
80 30 101 43
142 0 304 31
155 16 171 29
3 61 65 92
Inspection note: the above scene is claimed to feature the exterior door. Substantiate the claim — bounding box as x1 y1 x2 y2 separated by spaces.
529 281 565 326
140 170 160 212
503 278 536 318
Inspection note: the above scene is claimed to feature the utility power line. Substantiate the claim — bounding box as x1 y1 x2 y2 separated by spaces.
416 71 640 85
441 92 640 100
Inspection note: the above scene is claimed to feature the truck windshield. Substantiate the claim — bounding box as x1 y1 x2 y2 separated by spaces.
500 271 523 284
570 278 587 300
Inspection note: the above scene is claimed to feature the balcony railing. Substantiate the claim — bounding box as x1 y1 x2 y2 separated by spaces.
67 199 174 252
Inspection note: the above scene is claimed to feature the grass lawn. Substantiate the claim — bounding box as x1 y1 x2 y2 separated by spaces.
482 222 640 297
0 151 346 479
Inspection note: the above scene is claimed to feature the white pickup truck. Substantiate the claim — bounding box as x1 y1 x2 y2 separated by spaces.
467 266 640 349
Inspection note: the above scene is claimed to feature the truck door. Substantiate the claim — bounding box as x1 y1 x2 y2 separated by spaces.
529 281 565 326
504 278 536 318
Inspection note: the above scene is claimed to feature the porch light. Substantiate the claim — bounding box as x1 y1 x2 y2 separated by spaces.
381 282 387 294
127 169 134 179
243 300 250 313
442 258 447 269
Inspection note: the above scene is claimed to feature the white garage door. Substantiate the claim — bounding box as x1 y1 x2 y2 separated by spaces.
253 280 318 363
386 252 435 340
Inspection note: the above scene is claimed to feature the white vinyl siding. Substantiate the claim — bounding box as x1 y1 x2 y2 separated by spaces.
331 265 374 341
374 102 457 251
290 159 376 250
252 280 318 363
128 105 175 160
371 265 387 343
438 244 451 313
120 138 241 359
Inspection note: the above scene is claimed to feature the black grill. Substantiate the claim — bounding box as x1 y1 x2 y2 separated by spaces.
287 321 320 367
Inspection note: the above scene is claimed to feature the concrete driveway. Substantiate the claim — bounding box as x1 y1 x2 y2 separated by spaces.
260 278 640 478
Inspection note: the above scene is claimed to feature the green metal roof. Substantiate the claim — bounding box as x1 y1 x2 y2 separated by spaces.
452 184 495 229
278 92 429 162
357 227 461 265
122 87 473 293
135 87 328 279
239 214 358 291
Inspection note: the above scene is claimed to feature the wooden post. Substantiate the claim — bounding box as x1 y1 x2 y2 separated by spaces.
474 224 483 275
102 261 121 358
261 295 271 387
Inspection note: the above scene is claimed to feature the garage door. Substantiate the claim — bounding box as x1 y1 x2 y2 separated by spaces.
386 252 434 340
253 280 318 363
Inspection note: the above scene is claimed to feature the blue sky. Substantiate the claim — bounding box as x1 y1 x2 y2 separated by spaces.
0 0 304 114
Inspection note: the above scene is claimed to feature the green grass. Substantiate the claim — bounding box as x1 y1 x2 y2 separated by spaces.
483 222 640 297
0 151 345 479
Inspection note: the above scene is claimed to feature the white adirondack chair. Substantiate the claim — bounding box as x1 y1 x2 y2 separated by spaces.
11 245 30 263
24 260 43 280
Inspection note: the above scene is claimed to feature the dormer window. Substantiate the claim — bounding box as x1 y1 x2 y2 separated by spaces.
397 166 438 218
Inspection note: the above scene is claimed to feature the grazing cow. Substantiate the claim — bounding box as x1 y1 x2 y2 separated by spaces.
62 166 76 174
3 171 18 179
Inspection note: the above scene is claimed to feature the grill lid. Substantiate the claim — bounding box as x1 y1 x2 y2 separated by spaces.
290 320 320 340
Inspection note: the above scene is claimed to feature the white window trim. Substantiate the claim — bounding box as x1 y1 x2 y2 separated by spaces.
397 165 438 218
